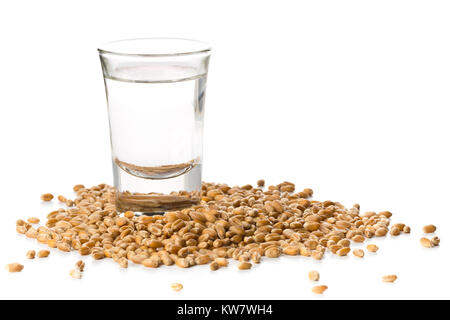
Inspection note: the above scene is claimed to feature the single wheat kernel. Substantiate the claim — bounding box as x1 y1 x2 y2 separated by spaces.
336 221 350 230
382 275 397 283
390 227 401 236
26 250 36 259
16 219 26 226
73 184 85 192
303 222 320 232
79 245 91 255
215 258 229 267
312 285 328 294
251 251 261 264
57 195 67 203
124 211 135 219
337 247 351 256
116 217 128 227
41 193 54 201
265 246 281 258
283 245 299 255
175 258 189 268
353 249 364 258
420 237 433 248
238 261 252 270
423 225 436 234
392 223 405 230
308 270 320 281
311 251 324 260
16 226 27 234
361 211 376 218
161 255 174 266
330 245 342 254
37 250 50 258
337 239 350 247
57 242 70 252
257 179 265 187
365 229 375 238
403 226 411 233
118 257 128 268
171 283 183 292
143 258 159 268
299 246 312 257
280 184 295 192
69 269 82 279
27 217 40 224
47 239 57 248
375 228 388 237
76 260 85 272
238 253 251 262
195 255 211 265
379 211 393 218
25 228 38 239
431 236 440 247
92 251 105 260
210 261 220 271
367 244 379 253
352 235 365 243
6 263 24 273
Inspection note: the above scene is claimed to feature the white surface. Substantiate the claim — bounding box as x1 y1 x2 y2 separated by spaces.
0 0 449 300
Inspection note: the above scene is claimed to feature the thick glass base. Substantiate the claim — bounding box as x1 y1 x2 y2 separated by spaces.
113 162 202 214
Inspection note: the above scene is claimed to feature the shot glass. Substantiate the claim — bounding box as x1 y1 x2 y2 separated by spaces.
98 38 211 213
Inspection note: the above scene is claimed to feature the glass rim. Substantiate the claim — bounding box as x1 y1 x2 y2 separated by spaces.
98 37 212 57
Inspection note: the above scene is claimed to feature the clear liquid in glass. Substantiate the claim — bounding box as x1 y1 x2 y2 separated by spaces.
104 67 206 213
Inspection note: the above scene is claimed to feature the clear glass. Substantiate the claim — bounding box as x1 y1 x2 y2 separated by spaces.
98 38 211 213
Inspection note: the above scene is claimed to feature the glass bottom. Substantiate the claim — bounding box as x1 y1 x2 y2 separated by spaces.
113 161 202 214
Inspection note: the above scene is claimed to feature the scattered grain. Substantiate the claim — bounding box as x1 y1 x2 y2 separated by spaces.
40 193 54 201
69 269 82 279
210 261 220 271
215 258 229 267
375 228 388 237
337 247 351 256
382 275 397 283
171 283 183 292
420 237 433 248
26 250 36 259
431 236 440 247
379 211 392 218
76 260 85 272
124 211 135 219
390 227 401 236
73 184 85 192
423 225 436 234
352 235 365 243
312 285 328 294
37 250 50 258
6 263 24 273
308 270 320 281
16 181 408 273
238 261 252 270
353 249 364 258
27 217 40 224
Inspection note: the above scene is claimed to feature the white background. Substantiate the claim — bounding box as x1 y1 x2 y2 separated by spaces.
0 0 449 300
